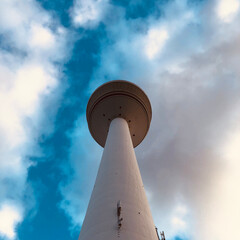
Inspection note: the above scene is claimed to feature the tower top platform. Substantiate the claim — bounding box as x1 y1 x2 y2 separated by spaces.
86 80 152 147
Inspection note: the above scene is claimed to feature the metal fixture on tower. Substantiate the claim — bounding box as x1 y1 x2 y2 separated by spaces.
79 80 158 240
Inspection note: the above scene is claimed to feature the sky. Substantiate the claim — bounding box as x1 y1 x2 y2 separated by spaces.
0 0 240 240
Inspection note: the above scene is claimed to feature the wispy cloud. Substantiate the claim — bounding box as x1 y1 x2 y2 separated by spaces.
59 115 102 230
71 0 110 28
145 28 169 60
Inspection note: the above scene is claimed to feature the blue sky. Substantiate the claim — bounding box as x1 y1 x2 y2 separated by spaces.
0 0 240 240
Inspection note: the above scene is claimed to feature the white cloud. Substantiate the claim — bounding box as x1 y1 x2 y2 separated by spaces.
0 1 29 30
199 119 240 240
170 204 188 236
29 24 56 49
171 216 186 229
0 203 23 239
72 0 109 28
0 0 69 238
145 28 169 59
217 0 240 22
12 63 57 116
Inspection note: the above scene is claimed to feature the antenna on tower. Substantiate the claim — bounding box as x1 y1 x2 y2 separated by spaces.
160 231 166 240
155 227 166 240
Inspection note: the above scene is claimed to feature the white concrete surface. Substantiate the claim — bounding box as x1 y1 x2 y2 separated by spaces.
79 118 158 240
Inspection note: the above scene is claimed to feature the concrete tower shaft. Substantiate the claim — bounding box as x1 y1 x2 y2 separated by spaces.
79 80 157 240
79 118 157 240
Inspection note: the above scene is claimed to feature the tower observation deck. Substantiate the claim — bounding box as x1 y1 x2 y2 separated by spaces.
79 80 158 240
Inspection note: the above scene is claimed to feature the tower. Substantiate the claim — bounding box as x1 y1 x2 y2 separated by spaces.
79 80 158 240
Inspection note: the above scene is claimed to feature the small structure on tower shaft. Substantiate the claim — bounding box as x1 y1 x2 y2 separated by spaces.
79 80 159 240
160 231 166 240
